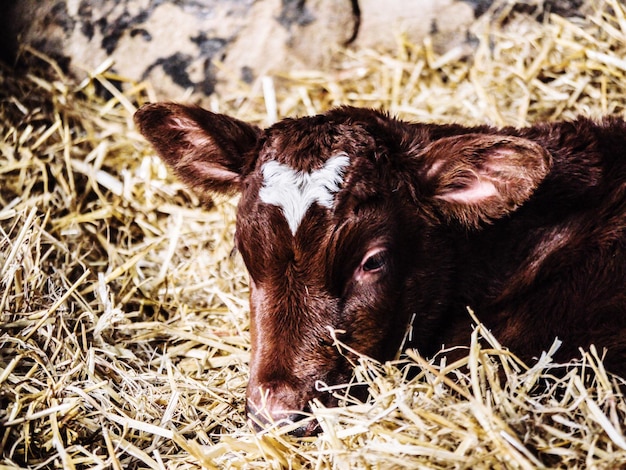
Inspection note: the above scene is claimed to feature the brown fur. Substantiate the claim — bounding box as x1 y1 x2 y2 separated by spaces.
135 103 626 435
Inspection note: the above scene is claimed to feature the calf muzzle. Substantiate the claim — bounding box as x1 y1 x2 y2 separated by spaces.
246 399 321 437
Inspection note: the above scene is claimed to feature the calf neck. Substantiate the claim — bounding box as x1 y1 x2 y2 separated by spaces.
135 104 626 435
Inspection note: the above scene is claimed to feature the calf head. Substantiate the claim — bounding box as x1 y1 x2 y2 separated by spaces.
135 104 551 435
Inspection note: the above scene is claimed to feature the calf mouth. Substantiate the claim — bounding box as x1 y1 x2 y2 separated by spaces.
246 403 321 437
245 381 370 437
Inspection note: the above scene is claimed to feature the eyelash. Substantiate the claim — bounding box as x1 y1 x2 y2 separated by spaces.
359 248 387 274
362 252 386 272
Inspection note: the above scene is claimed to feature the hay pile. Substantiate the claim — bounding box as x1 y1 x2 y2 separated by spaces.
2 0 626 467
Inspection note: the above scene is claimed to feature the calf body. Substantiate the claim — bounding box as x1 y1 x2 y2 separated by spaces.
135 104 626 435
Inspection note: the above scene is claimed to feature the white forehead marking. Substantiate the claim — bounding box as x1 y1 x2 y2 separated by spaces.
259 153 350 235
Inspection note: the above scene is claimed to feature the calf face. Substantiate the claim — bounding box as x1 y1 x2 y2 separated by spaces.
135 104 626 435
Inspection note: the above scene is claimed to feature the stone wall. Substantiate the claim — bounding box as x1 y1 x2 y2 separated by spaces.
0 0 583 102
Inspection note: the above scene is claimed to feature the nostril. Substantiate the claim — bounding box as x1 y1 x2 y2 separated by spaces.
290 417 322 437
246 395 318 436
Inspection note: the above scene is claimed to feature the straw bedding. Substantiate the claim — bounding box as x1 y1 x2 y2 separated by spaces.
2 0 626 468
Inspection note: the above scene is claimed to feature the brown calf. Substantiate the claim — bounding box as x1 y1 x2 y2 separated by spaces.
135 104 626 435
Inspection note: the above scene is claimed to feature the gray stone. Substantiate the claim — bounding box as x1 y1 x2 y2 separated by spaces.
0 1 581 101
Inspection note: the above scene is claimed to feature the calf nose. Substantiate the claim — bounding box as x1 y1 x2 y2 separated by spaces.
246 384 320 436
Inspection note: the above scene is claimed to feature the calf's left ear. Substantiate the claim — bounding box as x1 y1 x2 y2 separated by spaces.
134 103 262 195
419 133 552 228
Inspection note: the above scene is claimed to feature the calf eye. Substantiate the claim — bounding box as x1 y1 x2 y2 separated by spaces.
362 250 386 272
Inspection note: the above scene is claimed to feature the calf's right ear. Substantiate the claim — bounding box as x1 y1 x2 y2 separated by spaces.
134 103 262 195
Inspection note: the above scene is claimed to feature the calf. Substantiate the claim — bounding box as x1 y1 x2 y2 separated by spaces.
135 104 626 435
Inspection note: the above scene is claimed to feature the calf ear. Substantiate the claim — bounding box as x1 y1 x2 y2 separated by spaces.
419 133 552 228
134 103 262 195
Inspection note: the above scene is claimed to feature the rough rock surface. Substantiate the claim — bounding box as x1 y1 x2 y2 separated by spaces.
0 0 583 101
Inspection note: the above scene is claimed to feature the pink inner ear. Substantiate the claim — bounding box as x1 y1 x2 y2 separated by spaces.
437 179 498 204
191 161 240 183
